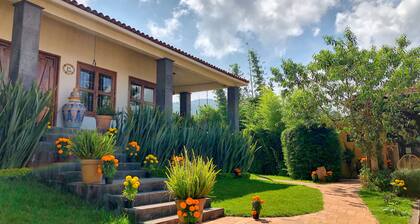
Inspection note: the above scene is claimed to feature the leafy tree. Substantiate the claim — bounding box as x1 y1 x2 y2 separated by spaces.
214 88 226 118
194 105 226 125
248 50 266 96
271 59 311 95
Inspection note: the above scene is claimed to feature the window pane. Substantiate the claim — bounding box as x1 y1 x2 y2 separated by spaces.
144 87 154 104
80 91 94 112
130 83 142 102
80 69 95 90
99 74 112 93
98 95 112 109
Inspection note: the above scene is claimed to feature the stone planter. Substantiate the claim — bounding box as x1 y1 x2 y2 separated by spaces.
95 115 112 133
176 198 206 224
80 159 102 184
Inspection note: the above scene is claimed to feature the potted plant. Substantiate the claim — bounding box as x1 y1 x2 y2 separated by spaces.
125 141 140 162
55 137 72 162
122 175 141 208
101 154 119 184
251 196 264 220
96 105 115 133
143 154 158 178
70 130 115 184
166 150 219 224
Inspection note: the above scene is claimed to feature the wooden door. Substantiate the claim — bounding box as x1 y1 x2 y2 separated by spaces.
0 39 59 125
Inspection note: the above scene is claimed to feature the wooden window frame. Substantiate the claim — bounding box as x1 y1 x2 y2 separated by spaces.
128 76 156 106
76 62 117 116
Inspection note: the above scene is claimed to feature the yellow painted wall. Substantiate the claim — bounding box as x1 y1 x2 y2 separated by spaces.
1 0 157 128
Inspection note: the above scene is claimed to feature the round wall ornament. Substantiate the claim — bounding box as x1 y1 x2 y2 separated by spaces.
63 63 75 75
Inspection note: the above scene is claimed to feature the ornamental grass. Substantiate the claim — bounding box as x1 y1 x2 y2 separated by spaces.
165 150 219 200
70 130 115 160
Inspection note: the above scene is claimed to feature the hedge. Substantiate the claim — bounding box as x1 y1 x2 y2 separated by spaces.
281 123 342 180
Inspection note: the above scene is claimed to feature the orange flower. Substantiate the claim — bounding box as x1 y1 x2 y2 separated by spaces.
177 210 183 216
57 149 64 154
180 202 187 209
193 211 201 218
189 206 196 212
252 196 260 201
186 197 194 205
194 200 199 205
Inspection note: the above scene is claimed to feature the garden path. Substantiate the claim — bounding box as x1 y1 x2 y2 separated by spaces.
206 179 378 224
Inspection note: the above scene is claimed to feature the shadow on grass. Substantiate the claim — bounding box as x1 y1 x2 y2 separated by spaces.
211 175 294 202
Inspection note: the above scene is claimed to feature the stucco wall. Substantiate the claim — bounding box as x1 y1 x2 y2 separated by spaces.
0 0 157 128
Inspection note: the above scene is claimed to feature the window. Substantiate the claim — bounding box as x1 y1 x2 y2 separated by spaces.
77 62 116 116
129 76 156 108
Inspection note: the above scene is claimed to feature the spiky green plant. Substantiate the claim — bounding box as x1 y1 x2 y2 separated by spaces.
165 149 219 199
114 106 256 173
70 130 115 159
0 78 51 168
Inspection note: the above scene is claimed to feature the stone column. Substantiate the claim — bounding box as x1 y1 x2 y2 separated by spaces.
227 87 240 131
156 58 173 113
180 92 191 118
9 0 43 89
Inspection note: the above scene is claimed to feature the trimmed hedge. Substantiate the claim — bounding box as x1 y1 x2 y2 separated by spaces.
281 123 342 180
391 169 420 197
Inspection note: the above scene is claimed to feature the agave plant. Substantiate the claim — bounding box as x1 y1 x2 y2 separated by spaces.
115 105 256 172
0 79 51 168
70 130 116 159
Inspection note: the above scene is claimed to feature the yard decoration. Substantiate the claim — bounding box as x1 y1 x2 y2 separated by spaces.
101 154 119 184
143 154 158 178
251 195 264 220
122 175 141 208
55 137 72 162
96 105 115 133
70 130 115 184
126 141 140 162
62 88 86 129
166 150 219 224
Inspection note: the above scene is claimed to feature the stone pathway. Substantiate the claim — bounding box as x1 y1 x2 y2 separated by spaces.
206 179 378 224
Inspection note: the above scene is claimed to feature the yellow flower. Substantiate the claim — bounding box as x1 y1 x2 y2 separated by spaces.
132 176 139 182
126 176 132 181
123 181 129 186
133 182 139 189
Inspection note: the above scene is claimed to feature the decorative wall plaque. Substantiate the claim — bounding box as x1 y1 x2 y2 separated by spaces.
63 63 75 75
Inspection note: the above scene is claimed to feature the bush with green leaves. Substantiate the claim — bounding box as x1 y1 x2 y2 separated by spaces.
391 169 420 197
115 106 256 173
165 150 219 199
70 130 115 159
0 80 51 168
281 123 342 180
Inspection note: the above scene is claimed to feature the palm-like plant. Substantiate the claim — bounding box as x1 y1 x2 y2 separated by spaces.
70 130 115 159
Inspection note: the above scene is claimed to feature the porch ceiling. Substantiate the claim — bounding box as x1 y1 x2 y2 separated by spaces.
173 65 226 93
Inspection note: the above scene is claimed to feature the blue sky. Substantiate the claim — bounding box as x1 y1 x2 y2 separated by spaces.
80 0 419 100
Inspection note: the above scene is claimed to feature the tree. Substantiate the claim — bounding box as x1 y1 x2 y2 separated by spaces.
214 88 226 117
248 50 265 97
271 59 311 96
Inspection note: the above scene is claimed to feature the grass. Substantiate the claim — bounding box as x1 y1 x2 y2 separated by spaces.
0 169 128 224
359 189 413 224
212 174 323 217
259 174 313 183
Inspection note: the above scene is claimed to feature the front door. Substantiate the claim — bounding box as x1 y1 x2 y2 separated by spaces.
0 39 59 125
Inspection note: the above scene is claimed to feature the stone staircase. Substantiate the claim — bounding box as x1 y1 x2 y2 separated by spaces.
33 128 224 224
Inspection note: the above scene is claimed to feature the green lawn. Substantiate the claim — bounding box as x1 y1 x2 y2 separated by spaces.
359 189 412 224
212 174 323 217
0 171 128 224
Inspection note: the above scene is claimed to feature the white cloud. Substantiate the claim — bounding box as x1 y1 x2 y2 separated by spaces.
77 0 91 5
313 27 321 37
147 9 188 39
149 0 337 59
336 0 420 48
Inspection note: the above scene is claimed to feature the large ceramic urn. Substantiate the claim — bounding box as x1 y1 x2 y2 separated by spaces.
62 88 86 128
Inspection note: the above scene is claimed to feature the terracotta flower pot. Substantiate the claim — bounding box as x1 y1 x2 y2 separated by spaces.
252 212 260 220
80 159 102 184
95 115 112 133
176 198 206 224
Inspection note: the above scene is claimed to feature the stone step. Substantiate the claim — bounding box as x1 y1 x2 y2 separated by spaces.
67 178 166 203
138 208 224 224
127 198 212 222
107 190 173 210
42 133 77 142
57 169 147 183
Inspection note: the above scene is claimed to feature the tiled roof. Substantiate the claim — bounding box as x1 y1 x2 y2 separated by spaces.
62 0 249 83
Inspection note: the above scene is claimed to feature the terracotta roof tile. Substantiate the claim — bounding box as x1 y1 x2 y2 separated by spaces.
62 0 248 83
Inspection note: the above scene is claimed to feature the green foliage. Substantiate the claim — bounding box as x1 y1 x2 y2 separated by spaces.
391 169 420 197
115 106 256 173
0 80 51 168
70 131 116 159
0 168 32 178
271 59 310 96
165 150 219 199
96 105 115 116
281 123 342 180
194 105 226 125
248 49 266 96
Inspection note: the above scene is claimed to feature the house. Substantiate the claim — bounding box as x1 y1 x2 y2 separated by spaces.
0 0 247 130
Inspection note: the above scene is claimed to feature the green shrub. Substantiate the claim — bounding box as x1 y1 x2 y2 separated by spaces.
0 80 51 168
281 123 342 180
0 168 32 178
391 169 420 197
70 131 116 159
115 106 256 173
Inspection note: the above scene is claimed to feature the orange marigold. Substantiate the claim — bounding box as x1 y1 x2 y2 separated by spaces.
186 197 194 205
177 210 183 216
193 211 201 218
180 202 187 209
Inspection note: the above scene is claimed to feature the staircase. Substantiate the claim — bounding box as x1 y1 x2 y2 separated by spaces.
33 128 224 224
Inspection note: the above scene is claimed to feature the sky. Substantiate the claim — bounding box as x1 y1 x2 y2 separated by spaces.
78 0 420 101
